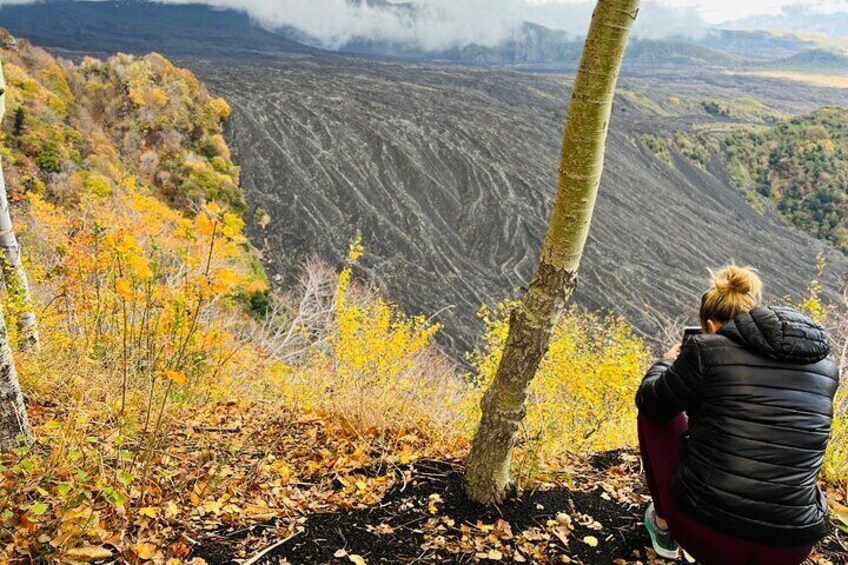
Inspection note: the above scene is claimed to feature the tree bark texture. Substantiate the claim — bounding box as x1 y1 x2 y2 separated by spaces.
0 298 31 449
466 0 641 505
0 162 39 349
0 60 33 449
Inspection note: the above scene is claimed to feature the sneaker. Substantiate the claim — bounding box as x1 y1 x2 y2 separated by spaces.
644 502 680 560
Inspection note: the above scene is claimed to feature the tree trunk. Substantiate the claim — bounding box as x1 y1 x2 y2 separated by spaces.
466 0 641 505
0 299 30 449
0 62 39 350
0 163 39 349
0 61 33 449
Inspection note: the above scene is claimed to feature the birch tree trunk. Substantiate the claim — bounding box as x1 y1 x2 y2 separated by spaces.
0 298 30 449
465 0 640 505
0 62 39 350
0 163 39 349
0 60 33 449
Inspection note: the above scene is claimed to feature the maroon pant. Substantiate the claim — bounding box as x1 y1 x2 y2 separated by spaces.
638 414 813 565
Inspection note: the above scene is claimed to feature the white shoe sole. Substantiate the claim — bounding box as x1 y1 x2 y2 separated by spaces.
644 504 680 560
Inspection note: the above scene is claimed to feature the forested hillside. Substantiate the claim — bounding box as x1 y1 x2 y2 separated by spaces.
0 34 277 562
723 107 848 251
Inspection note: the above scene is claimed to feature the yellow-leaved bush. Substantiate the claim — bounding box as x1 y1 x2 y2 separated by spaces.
795 258 848 485
267 238 475 442
0 38 278 561
471 302 652 481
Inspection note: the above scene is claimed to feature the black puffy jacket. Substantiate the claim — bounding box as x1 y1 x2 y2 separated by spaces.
636 306 840 547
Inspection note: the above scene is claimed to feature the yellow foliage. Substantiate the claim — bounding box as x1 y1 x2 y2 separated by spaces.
2 33 845 563
207 97 232 119
793 256 845 485
150 87 169 108
115 277 133 300
332 265 440 385
163 370 187 385
798 255 828 325
128 86 146 107
265 244 470 441
827 386 848 483
85 174 112 197
472 302 651 477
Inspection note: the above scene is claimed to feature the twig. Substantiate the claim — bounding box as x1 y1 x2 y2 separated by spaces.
191 425 243 433
240 530 302 565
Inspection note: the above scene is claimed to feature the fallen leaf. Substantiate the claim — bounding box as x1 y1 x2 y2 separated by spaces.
65 546 113 562
551 526 570 548
831 499 848 533
135 542 157 560
555 512 572 527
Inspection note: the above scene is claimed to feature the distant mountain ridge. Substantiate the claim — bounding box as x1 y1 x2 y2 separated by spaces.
723 8 848 40
0 0 316 59
768 48 848 71
0 0 845 71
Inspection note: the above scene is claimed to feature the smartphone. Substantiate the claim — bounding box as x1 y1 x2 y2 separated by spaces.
682 326 702 345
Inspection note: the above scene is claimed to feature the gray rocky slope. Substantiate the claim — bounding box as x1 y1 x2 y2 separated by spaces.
190 58 848 352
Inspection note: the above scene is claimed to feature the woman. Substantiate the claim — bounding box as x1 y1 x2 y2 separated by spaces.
636 266 839 565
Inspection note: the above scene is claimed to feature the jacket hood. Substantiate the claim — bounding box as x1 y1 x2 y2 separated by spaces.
719 306 830 364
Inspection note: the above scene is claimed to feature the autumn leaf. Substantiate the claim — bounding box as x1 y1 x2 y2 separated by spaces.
64 546 113 562
205 201 221 215
212 267 241 294
29 502 49 516
832 500 848 533
221 212 244 240
247 278 269 293
127 253 154 280
139 506 158 518
196 210 215 236
164 370 187 385
115 278 133 300
134 542 157 560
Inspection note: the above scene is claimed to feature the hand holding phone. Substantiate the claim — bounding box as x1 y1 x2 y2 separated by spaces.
664 343 682 359
682 326 702 345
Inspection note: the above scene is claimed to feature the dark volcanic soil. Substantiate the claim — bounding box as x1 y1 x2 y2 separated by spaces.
190 57 848 352
193 454 848 565
268 460 645 564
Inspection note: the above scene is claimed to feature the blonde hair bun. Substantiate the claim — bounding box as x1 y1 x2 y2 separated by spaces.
712 265 763 301
700 265 763 326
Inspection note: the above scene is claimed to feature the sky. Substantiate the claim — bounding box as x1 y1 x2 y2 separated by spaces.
605 0 848 23
148 0 848 50
1 0 846 50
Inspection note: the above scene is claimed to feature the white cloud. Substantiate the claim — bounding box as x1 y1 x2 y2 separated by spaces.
530 0 848 23
148 0 708 50
1 0 846 50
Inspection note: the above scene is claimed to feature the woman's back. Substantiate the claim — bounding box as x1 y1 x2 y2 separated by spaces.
673 306 839 546
637 266 839 564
